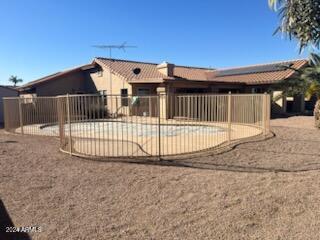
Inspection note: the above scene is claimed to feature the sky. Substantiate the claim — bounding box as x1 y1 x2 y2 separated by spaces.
0 0 309 85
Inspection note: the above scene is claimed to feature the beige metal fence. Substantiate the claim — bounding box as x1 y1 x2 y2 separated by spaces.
3 96 58 136
3 93 270 159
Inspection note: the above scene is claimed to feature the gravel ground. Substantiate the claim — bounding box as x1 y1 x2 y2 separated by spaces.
1 116 320 240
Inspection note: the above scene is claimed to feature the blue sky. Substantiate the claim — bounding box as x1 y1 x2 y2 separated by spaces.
0 0 309 85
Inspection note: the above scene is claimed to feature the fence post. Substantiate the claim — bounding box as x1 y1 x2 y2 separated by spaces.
18 98 24 135
227 92 232 144
157 93 161 160
262 92 268 136
3 99 7 131
66 94 72 155
267 94 270 134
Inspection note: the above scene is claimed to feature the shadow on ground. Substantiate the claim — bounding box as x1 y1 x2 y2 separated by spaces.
0 199 32 240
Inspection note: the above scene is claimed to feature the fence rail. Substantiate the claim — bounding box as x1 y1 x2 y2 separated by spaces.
3 93 270 159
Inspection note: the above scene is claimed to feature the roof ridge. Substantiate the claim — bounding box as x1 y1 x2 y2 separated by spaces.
95 57 214 70
175 65 214 70
214 58 308 72
95 57 159 65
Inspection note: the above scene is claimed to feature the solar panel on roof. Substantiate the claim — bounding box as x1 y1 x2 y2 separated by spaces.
216 62 293 77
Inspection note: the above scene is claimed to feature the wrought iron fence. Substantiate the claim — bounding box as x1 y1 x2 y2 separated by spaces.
3 93 270 159
3 96 58 136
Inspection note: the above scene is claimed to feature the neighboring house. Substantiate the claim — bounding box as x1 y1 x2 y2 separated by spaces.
20 64 96 96
19 57 309 114
0 86 19 124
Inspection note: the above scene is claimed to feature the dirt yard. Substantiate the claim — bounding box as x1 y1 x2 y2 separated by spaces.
1 116 320 240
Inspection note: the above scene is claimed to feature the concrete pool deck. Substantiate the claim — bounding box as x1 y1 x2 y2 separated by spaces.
13 117 263 157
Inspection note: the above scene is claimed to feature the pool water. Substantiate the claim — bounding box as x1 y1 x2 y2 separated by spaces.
42 121 225 137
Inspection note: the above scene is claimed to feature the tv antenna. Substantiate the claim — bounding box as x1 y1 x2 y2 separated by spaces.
92 42 137 95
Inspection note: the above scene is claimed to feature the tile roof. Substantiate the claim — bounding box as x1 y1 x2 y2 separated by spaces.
94 57 213 82
174 66 211 80
95 58 165 81
21 57 308 89
206 59 308 85
95 58 308 85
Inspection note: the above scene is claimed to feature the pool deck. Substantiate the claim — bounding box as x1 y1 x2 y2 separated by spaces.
13 116 263 157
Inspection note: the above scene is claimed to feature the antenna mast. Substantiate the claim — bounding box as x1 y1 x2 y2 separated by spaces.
92 42 137 95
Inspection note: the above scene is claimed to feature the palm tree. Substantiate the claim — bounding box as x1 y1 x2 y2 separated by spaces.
269 0 320 126
269 0 320 51
276 53 320 127
8 75 23 86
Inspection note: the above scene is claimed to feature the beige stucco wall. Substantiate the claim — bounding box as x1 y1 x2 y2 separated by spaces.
86 66 132 95
85 66 132 115
0 87 18 123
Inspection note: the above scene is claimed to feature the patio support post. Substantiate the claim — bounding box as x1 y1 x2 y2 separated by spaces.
156 87 168 119
227 92 232 144
18 97 24 135
66 94 72 155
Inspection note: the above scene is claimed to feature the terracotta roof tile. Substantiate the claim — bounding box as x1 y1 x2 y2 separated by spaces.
95 58 165 81
22 58 309 90
206 59 308 85
174 66 210 80
96 58 308 85
95 57 212 82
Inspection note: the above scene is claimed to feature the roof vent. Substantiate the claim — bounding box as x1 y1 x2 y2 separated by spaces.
133 67 141 75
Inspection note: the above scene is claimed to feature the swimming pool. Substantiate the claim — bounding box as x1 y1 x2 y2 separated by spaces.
41 121 225 137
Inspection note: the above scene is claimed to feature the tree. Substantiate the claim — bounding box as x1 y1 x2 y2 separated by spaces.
276 53 320 126
8 75 23 86
270 0 320 127
269 0 320 51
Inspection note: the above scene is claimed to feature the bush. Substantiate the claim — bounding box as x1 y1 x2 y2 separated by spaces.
314 100 320 128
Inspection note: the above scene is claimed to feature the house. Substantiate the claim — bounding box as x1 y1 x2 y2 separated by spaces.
0 85 19 124
19 57 309 114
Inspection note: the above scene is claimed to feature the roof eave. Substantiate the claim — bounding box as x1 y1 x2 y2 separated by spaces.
0 85 19 92
20 63 96 90
128 78 165 84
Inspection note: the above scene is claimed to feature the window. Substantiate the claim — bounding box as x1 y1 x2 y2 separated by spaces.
121 89 128 106
97 70 103 77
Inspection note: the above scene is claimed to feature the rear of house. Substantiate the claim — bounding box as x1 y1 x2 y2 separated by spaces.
18 57 310 116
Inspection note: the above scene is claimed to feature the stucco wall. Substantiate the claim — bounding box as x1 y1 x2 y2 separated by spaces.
85 66 132 95
85 66 133 115
0 87 18 124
